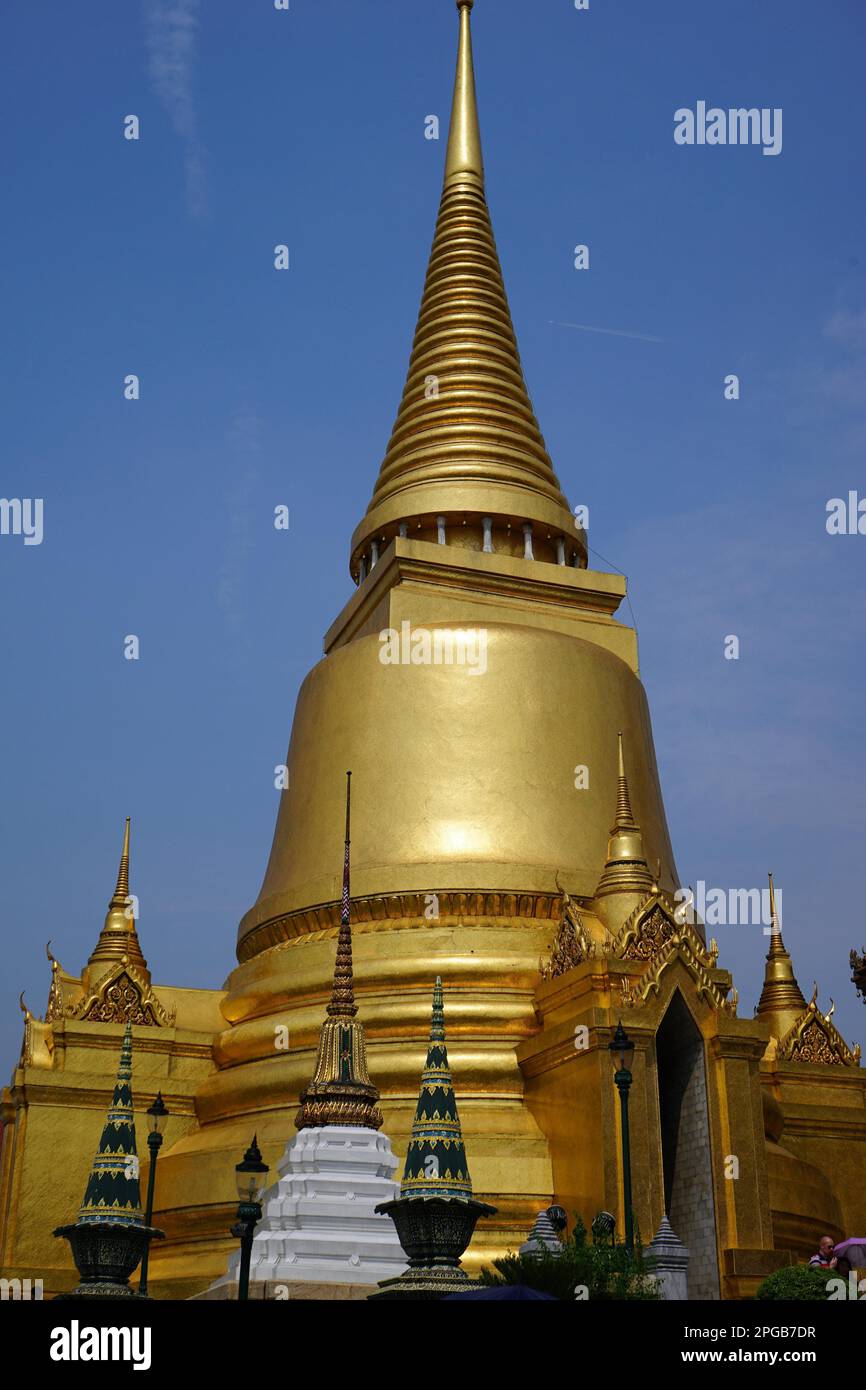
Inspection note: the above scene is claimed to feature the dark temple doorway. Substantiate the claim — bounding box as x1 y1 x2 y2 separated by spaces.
655 990 720 1300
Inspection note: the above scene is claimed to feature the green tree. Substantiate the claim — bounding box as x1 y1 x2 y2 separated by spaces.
755 1265 833 1301
478 1216 661 1301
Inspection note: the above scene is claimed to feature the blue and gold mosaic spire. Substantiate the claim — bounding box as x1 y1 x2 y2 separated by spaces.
401 978 472 1200
295 773 384 1130
77 1022 143 1226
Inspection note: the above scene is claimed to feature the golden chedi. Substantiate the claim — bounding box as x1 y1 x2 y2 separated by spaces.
148 2 864 1298
146 0 682 1290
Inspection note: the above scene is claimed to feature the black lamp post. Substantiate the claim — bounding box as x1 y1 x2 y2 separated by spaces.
231 1136 269 1301
609 1020 636 1252
138 1092 169 1297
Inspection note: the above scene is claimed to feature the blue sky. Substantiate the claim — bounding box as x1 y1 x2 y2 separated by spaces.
2 0 865 1069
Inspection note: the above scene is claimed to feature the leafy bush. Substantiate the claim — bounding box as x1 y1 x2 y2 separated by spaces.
755 1265 832 1301
478 1216 661 1302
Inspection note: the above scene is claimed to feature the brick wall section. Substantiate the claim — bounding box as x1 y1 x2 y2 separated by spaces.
657 997 720 1301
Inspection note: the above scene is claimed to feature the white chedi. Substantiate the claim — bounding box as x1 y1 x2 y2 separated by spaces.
212 1125 407 1292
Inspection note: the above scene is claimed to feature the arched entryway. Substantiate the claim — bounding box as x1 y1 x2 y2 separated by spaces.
655 990 720 1299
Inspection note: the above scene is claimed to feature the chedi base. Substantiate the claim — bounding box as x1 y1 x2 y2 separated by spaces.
209 1125 406 1292
370 1195 496 1301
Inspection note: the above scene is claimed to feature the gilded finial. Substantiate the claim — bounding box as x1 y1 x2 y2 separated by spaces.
755 872 808 1033
767 872 786 958
110 817 131 909
86 818 149 978
614 732 637 829
595 732 653 902
445 0 483 187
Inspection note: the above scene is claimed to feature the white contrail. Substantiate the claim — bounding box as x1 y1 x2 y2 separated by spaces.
550 320 664 344
143 0 207 219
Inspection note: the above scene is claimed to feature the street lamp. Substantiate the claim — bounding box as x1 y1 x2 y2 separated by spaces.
138 1091 169 1297
609 1020 635 1252
232 1136 269 1301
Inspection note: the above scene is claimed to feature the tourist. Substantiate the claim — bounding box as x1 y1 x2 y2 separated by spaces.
809 1236 838 1269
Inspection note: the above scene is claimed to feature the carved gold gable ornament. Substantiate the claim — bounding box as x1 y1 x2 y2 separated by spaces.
539 889 730 1011
778 996 861 1067
45 965 65 1024
540 882 614 980
617 902 676 961
71 963 174 1028
618 932 738 1015
612 897 732 1012
614 894 720 963
540 907 593 979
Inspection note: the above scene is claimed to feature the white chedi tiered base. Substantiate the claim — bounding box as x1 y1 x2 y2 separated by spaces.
214 1125 407 1290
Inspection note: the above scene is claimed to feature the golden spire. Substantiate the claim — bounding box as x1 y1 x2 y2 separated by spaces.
756 872 807 1035
445 1 483 188
296 775 383 1130
350 0 580 577
110 815 131 908
766 872 790 961
86 818 149 977
615 731 637 827
595 733 654 900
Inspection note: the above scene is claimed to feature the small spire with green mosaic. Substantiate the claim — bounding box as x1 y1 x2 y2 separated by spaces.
78 1022 143 1226
401 977 472 1200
